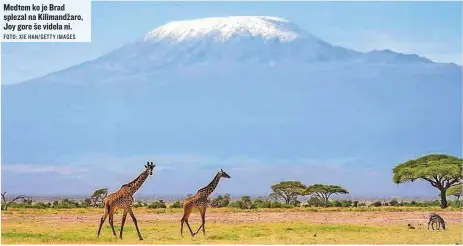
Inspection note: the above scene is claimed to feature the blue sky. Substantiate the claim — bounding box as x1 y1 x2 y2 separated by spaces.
2 1 462 85
1 2 462 198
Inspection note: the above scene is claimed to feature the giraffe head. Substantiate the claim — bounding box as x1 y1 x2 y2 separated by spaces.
145 161 155 175
220 168 231 178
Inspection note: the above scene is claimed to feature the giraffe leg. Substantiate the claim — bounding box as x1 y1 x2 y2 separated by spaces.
97 205 109 237
184 219 194 237
181 206 194 237
201 206 207 235
129 208 143 240
193 207 206 236
108 209 117 237
119 209 128 239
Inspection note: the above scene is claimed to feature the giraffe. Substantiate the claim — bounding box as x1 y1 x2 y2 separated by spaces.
180 168 231 237
96 161 155 240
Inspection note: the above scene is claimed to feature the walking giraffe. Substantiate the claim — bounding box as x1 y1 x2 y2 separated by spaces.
180 169 231 237
96 161 155 240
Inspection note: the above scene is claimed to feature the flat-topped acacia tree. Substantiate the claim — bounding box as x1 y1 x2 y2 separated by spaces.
393 154 462 208
305 184 349 206
270 181 306 205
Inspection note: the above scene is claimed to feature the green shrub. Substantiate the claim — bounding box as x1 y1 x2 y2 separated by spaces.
32 202 49 209
241 196 252 209
449 200 462 208
252 198 271 208
281 203 294 208
133 202 144 208
371 201 382 207
305 197 324 207
331 200 343 207
340 200 353 207
389 199 399 206
147 200 166 209
228 201 243 208
170 201 182 209
211 194 231 208
270 201 286 208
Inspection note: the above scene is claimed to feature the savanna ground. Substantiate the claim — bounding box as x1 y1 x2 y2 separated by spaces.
2 207 462 244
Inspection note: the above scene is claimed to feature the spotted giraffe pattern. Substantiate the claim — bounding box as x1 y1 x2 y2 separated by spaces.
97 161 155 240
180 169 231 237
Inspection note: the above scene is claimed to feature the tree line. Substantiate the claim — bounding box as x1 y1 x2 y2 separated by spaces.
1 153 462 210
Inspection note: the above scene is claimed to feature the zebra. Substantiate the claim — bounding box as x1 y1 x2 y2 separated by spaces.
428 213 446 230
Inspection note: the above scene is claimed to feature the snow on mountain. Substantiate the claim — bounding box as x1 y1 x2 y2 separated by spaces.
30 15 441 86
143 16 317 43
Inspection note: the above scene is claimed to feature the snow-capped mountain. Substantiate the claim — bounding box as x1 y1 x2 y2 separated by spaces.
144 16 310 42
32 16 442 86
2 15 461 180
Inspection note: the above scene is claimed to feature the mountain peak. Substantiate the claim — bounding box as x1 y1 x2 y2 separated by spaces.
143 16 318 43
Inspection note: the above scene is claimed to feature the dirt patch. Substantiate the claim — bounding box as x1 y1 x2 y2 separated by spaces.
3 211 461 226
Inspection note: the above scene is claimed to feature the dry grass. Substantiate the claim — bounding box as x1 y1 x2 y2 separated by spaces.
2 207 462 244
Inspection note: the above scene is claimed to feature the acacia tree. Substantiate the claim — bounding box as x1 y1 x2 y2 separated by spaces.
210 194 231 208
89 188 108 207
270 181 306 204
305 184 349 206
1 192 31 210
447 184 462 201
393 154 462 208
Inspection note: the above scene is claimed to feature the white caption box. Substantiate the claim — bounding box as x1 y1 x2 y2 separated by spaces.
1 0 91 42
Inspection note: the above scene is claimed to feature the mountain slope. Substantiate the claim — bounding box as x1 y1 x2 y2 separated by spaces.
2 16 461 168
21 16 438 86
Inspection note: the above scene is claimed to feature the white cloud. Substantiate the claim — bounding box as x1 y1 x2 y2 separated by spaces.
2 164 86 175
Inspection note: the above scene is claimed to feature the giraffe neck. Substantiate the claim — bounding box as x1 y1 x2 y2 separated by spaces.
198 172 222 197
125 170 149 194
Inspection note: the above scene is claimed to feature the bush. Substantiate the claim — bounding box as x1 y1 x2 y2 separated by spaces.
449 200 462 208
54 202 76 209
281 203 294 208
353 201 359 207
331 200 343 207
371 201 382 207
252 198 271 208
133 202 144 208
32 202 50 209
148 200 166 209
289 197 301 207
170 201 182 209
269 201 282 208
83 198 92 207
389 199 399 206
211 194 231 208
340 200 353 207
241 196 252 209
228 201 243 208
306 197 324 207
